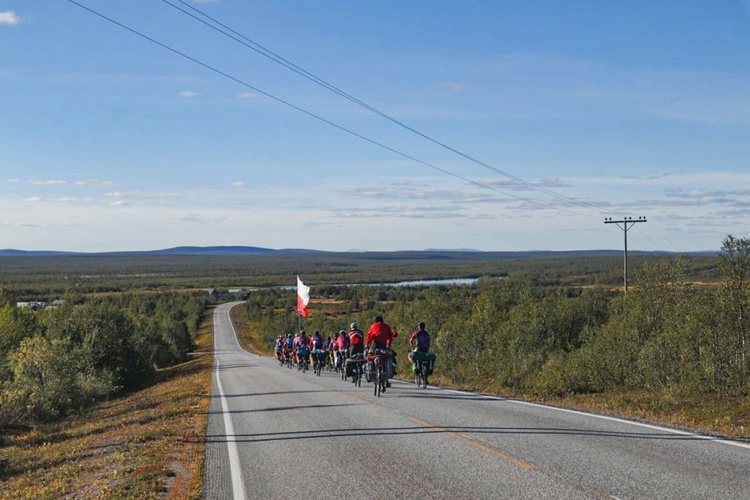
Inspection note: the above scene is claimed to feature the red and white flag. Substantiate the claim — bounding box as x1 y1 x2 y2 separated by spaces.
296 276 310 318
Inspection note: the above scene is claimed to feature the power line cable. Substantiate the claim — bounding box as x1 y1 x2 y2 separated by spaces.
160 0 606 215
648 220 682 252
634 225 665 252
65 0 597 217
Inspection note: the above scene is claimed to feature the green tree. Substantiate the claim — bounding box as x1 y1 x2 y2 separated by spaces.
4 335 114 422
717 235 750 380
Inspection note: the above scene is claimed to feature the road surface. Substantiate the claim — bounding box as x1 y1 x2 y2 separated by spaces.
204 302 750 499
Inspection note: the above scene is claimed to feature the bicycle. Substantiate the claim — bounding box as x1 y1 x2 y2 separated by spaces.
353 356 363 387
312 350 326 376
337 351 347 379
281 348 293 369
297 352 310 373
410 351 436 389
367 349 391 397
414 359 429 388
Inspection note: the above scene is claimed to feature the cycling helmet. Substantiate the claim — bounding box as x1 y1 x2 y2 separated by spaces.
350 322 358 330
374 315 383 323
339 329 346 335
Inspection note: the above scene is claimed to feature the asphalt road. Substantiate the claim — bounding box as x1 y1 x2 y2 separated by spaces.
204 302 750 499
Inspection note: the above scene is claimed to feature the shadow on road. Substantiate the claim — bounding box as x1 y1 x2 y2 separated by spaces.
204 424 718 444
214 363 262 371
210 389 339 399
205 403 358 415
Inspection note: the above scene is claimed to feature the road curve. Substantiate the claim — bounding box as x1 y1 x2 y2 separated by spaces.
204 302 750 499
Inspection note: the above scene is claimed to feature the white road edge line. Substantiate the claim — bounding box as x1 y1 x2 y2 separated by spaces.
226 301 257 356
435 386 750 451
214 306 247 500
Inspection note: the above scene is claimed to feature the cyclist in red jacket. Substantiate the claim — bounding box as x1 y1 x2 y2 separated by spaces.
366 315 397 352
366 315 398 388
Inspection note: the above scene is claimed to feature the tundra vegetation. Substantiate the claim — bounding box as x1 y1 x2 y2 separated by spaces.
0 291 208 425
0 239 745 496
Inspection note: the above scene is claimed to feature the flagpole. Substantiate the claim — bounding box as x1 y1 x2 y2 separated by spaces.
296 277 301 332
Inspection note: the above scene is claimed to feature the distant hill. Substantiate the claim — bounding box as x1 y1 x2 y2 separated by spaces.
0 249 79 257
122 246 325 256
0 246 322 257
142 246 277 256
0 246 714 258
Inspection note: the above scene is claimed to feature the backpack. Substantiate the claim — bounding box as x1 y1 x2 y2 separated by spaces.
297 339 310 354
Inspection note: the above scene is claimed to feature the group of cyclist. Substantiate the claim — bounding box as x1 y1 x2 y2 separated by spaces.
274 315 431 389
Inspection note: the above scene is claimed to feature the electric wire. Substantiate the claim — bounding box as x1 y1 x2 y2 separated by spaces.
634 225 665 252
160 0 606 215
648 220 682 252
64 0 598 218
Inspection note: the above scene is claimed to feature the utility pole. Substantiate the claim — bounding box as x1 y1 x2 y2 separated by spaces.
604 216 647 293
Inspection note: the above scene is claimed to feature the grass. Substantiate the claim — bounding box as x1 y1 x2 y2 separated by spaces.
0 310 215 499
553 390 750 438
229 302 272 356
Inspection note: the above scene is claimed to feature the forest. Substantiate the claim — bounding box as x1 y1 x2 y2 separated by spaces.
0 290 209 425
0 249 719 300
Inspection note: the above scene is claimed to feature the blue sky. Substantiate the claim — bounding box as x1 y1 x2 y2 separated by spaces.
1 1 749 252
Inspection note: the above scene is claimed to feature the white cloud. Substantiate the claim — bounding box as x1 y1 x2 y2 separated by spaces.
104 191 179 199
74 180 116 187
56 198 96 203
232 181 245 188
108 200 126 207
171 214 227 224
0 11 20 26
21 196 95 204
31 180 66 185
178 90 201 98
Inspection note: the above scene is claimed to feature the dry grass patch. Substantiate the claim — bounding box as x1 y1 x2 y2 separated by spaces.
0 310 215 499
230 303 272 356
552 390 750 439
